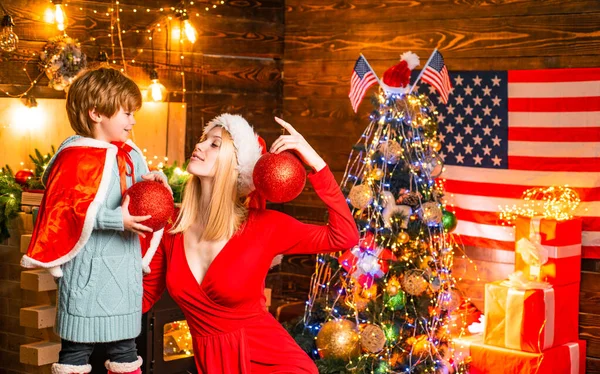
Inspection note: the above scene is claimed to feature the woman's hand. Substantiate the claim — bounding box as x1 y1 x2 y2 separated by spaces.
121 195 153 238
269 117 326 172
142 172 173 194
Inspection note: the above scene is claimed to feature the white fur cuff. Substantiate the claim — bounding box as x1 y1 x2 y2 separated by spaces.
105 356 143 373
52 363 92 374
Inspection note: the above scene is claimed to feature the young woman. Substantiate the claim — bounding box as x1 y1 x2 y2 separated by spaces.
142 113 359 373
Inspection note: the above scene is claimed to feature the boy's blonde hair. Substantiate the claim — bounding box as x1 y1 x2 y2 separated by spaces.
66 67 142 138
170 128 248 241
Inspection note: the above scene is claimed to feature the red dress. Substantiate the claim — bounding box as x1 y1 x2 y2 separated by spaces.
143 166 359 373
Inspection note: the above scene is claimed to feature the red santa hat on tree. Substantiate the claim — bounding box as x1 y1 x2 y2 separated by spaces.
381 51 420 94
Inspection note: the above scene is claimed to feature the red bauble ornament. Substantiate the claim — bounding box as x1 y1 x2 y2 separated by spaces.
123 181 174 232
15 169 34 186
252 151 306 203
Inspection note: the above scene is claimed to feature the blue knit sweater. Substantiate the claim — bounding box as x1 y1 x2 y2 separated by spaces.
50 136 148 343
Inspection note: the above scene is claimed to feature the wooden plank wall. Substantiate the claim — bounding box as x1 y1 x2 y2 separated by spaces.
0 0 284 156
0 1 284 373
283 1 600 371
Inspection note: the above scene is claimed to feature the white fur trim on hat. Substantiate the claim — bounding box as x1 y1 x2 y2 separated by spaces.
202 113 263 196
52 363 92 374
104 356 143 373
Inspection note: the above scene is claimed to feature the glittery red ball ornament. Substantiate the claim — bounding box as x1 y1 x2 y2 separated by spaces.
252 151 306 203
123 181 174 231
15 170 34 186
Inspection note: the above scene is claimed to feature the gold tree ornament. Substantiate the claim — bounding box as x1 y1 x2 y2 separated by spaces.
396 231 410 244
412 335 432 356
360 324 387 353
316 320 360 359
371 167 385 180
377 140 403 164
386 276 401 296
349 184 373 209
402 270 429 296
421 201 443 224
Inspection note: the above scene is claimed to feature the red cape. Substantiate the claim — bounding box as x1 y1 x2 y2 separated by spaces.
21 137 162 277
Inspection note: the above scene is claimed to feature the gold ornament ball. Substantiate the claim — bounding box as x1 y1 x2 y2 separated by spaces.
431 140 442 152
397 232 410 244
386 276 401 296
359 324 387 353
421 201 443 224
361 284 378 299
349 184 373 209
378 140 403 164
316 320 360 359
419 255 434 270
371 167 385 181
412 336 432 356
401 270 429 296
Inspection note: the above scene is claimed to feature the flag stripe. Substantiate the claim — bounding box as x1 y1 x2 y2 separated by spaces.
508 81 600 98
508 156 600 172
446 193 600 216
444 179 600 201
508 141 600 157
508 127 600 142
455 233 514 251
443 165 600 187
509 97 600 112
508 112 600 128
350 74 377 104
451 206 600 233
509 68 600 83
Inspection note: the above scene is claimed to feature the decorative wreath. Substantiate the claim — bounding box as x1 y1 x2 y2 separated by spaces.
39 35 87 91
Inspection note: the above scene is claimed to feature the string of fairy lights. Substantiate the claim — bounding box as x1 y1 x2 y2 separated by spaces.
0 0 226 103
298 89 476 373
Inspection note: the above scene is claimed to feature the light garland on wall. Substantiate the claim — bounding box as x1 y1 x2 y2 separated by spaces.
0 0 224 99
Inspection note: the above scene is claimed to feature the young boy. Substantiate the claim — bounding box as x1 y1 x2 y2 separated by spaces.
21 67 166 374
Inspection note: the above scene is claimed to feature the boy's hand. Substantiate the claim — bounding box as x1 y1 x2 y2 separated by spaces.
121 195 153 238
142 172 173 194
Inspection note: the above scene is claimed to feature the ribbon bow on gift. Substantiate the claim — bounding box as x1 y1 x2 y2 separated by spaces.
338 232 396 288
513 217 550 284
502 271 551 290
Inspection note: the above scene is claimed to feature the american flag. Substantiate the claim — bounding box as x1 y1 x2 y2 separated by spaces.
421 51 452 104
415 68 600 259
349 55 378 113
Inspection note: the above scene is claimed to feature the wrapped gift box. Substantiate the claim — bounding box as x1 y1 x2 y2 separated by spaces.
515 217 581 286
484 280 578 352
454 335 586 374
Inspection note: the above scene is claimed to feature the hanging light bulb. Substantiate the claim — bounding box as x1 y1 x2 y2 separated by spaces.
13 96 44 131
147 70 167 102
181 14 197 44
53 0 67 32
0 14 18 52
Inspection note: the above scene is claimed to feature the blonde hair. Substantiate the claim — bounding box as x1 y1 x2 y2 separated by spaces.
66 67 142 137
170 128 248 240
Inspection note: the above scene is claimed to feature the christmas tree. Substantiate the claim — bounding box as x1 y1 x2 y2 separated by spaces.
289 52 468 374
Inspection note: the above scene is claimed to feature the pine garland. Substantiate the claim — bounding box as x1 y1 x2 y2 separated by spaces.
0 166 22 241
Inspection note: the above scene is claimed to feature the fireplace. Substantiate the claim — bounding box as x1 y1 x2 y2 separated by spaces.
89 291 196 374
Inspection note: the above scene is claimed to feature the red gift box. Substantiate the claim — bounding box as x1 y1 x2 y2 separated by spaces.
515 217 581 287
484 280 579 352
454 335 586 374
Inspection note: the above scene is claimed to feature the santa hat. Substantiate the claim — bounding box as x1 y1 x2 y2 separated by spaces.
202 113 263 196
382 51 420 93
